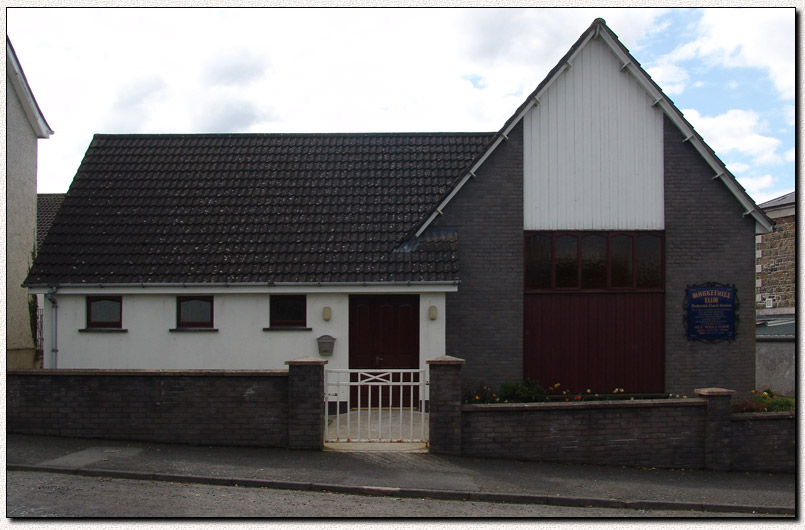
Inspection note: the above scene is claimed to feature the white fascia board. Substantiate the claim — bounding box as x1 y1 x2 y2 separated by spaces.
6 42 53 138
766 205 795 219
597 30 773 235
414 30 595 239
27 283 459 295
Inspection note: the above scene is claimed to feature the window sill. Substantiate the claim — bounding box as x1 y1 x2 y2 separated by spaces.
79 328 128 333
524 289 665 294
263 326 312 332
169 328 219 333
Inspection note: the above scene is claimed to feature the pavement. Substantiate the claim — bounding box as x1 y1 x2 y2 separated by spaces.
5 433 797 516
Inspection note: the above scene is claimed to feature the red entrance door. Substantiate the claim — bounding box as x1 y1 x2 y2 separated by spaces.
349 295 420 407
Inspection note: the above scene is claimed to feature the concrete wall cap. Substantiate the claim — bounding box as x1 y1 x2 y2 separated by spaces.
6 369 288 376
285 356 328 366
426 355 466 365
694 387 736 396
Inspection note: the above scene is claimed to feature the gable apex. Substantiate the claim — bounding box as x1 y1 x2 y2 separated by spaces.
411 18 773 238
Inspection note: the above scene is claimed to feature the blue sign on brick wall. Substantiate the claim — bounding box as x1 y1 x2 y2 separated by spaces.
686 284 737 340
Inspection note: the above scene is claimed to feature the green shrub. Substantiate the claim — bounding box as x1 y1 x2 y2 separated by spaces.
764 396 795 412
731 399 768 413
731 387 795 413
462 382 499 404
498 379 547 403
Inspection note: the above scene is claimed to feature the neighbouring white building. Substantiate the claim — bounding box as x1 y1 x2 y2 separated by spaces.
7 37 53 368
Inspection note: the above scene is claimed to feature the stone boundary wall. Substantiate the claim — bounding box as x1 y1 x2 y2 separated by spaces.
7 359 327 449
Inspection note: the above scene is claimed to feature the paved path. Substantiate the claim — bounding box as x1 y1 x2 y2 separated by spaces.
6 434 796 517
327 409 428 443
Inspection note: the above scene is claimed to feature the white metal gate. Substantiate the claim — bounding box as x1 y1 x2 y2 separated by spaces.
325 369 428 443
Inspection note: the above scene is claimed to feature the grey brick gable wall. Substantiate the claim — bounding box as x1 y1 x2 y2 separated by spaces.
663 115 757 397
431 122 525 388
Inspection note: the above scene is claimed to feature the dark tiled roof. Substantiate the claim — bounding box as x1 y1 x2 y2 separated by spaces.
37 193 65 251
756 316 796 339
759 191 795 210
26 133 493 286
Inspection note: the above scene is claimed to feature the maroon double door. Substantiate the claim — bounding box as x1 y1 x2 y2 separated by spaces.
349 295 420 407
524 292 665 394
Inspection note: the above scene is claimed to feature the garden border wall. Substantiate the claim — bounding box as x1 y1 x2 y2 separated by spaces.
730 412 796 472
7 357 326 450
428 357 795 473
461 399 706 469
8 357 794 472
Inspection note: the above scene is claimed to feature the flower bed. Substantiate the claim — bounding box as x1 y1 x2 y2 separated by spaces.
731 386 794 413
462 379 669 404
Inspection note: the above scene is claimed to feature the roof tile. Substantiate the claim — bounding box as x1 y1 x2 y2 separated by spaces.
27 133 492 286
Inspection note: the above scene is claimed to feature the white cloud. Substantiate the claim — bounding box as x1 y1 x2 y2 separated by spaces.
785 105 795 126
737 174 777 204
669 8 794 99
6 7 788 194
784 148 795 163
646 62 689 95
726 162 751 174
683 108 782 166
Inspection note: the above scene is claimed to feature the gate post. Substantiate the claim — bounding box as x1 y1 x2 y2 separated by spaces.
694 387 735 470
286 357 327 450
427 355 465 455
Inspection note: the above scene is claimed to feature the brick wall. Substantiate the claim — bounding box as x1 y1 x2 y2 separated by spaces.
756 214 795 310
427 356 465 455
8 370 290 447
432 124 524 387
461 400 706 469
731 412 796 472
428 362 792 472
663 115 757 396
286 358 326 450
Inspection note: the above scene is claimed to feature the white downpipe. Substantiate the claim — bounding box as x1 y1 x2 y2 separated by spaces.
45 288 58 368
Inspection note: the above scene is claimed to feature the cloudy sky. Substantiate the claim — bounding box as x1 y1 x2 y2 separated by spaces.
6 6 796 204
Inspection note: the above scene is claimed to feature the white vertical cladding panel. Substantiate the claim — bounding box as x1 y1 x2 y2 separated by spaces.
524 37 664 230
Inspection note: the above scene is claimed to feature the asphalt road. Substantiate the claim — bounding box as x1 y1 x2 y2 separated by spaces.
6 471 778 518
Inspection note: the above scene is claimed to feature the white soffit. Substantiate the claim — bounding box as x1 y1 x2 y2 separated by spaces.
27 283 459 295
6 39 53 139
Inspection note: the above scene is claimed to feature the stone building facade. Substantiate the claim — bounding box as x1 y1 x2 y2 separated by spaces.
754 191 795 397
756 192 796 313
